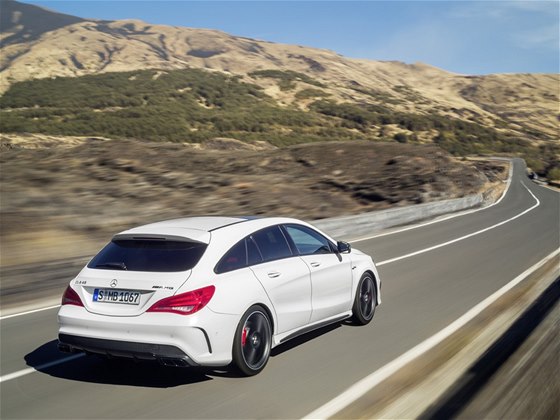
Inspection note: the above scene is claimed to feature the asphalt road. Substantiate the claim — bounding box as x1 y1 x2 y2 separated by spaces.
1 158 558 419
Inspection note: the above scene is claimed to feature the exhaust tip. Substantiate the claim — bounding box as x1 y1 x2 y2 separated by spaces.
159 357 191 367
58 342 73 353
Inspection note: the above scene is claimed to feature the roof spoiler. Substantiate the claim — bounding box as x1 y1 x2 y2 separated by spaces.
112 233 208 244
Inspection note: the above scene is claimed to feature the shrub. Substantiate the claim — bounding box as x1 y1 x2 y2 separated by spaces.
394 133 408 143
547 167 560 180
249 70 325 88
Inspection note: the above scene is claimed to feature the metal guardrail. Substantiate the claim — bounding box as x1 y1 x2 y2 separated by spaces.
313 194 484 239
313 158 512 239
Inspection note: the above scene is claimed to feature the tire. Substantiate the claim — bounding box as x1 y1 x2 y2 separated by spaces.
232 305 272 376
351 273 377 325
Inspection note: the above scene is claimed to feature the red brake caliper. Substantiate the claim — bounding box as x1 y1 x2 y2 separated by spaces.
241 327 248 346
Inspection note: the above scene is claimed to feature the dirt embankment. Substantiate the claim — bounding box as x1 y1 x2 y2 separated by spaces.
0 135 507 267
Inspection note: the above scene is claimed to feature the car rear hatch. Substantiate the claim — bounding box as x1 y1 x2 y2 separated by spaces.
76 232 208 316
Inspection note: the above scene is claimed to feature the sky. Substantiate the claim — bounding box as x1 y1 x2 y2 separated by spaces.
23 1 560 75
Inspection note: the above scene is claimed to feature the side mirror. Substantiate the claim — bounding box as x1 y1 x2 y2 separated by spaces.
337 241 351 254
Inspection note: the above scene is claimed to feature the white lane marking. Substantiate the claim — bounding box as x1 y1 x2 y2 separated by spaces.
303 248 560 419
0 353 85 383
376 183 539 266
350 159 514 243
0 304 61 321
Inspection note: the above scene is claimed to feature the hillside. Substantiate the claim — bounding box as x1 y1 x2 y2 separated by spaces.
1 2 558 135
0 0 558 175
1 67 557 174
0 0 83 47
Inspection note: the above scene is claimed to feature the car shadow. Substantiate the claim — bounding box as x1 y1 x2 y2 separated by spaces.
27 321 354 385
25 340 214 387
270 322 342 356
341 318 362 327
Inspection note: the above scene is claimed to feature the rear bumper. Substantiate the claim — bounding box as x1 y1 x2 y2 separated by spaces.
58 333 197 367
57 304 239 366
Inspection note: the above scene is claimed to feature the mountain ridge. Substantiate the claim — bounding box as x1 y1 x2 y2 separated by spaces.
0 0 84 47
0 0 558 154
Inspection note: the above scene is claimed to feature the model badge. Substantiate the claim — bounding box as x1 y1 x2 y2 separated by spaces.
110 279 118 288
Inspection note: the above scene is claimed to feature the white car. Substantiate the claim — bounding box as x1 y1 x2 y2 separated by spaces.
58 216 381 375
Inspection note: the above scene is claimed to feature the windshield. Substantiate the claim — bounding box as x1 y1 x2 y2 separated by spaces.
87 240 207 272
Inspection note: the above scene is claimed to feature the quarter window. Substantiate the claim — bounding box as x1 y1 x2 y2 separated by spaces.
285 225 333 256
215 240 247 274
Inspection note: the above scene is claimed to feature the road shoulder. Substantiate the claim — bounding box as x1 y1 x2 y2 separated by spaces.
328 251 559 419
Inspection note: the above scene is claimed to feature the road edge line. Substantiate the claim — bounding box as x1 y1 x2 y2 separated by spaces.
302 247 560 419
0 353 85 383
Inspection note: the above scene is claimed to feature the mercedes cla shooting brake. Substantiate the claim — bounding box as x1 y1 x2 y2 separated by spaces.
58 216 381 375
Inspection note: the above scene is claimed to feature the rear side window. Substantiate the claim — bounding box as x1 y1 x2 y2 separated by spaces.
252 226 293 262
88 240 206 272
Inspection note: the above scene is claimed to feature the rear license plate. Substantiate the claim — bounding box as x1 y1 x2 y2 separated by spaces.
93 289 140 305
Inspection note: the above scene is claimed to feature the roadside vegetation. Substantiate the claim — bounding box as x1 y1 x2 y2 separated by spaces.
1 68 557 178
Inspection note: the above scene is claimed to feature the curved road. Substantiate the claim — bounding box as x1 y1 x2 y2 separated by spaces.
1 159 558 419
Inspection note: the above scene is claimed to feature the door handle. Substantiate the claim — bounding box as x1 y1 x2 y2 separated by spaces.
267 271 281 278
310 262 321 268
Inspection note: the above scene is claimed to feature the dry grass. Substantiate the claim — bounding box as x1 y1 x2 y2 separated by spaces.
0 135 504 267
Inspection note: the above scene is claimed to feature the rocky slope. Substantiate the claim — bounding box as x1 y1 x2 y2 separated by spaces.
0 134 507 266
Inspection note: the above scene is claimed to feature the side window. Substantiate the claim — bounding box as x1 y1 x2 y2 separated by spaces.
285 225 333 256
252 226 293 262
215 240 247 274
247 236 263 266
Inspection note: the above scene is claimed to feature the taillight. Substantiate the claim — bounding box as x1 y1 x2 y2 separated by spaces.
147 286 215 315
62 285 84 307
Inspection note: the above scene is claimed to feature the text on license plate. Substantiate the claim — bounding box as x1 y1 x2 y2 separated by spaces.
93 289 140 305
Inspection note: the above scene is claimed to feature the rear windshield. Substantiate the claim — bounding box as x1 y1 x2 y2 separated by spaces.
87 240 207 272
